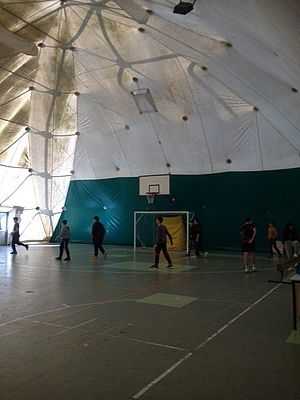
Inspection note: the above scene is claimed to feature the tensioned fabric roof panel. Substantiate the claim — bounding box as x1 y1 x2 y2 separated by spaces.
0 0 299 239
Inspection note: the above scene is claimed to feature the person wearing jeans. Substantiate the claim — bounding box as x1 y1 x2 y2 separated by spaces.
55 220 71 261
150 216 173 269
283 223 299 259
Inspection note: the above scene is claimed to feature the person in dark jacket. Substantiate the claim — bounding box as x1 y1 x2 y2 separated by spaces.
55 219 71 261
240 217 257 272
283 223 299 259
193 219 208 258
92 216 107 259
185 220 195 257
150 216 173 269
10 217 29 254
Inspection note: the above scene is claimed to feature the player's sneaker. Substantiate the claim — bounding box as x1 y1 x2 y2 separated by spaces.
244 266 249 273
167 264 173 269
103 252 108 259
150 264 158 269
25 245 29 251
203 251 208 258
55 257 62 260
252 266 258 272
10 251 17 255
91 256 98 260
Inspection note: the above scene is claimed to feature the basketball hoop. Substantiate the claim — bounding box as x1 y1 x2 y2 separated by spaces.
146 192 156 204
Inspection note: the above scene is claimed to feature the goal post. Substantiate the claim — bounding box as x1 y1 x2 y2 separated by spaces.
133 211 191 253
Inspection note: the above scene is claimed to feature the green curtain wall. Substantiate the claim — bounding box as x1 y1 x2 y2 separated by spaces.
53 169 300 252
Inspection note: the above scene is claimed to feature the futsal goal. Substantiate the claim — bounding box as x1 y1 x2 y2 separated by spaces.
133 211 191 253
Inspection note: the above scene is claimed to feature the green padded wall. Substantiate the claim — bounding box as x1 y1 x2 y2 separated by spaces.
53 169 300 252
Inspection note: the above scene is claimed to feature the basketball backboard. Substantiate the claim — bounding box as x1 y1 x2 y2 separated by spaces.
139 174 170 195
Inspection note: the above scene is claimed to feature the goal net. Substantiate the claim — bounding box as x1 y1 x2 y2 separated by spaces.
133 211 191 252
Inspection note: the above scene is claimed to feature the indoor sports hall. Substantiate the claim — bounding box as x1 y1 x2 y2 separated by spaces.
0 1 299 399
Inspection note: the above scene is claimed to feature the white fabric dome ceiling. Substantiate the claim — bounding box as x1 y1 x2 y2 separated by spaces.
0 0 299 239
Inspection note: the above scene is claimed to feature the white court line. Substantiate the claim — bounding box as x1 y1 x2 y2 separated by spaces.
0 299 137 329
30 319 72 329
195 298 247 304
131 283 282 399
132 352 193 399
0 305 72 328
99 333 188 352
53 318 99 337
196 268 276 274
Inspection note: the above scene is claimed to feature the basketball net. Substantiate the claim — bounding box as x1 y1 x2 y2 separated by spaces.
146 192 156 204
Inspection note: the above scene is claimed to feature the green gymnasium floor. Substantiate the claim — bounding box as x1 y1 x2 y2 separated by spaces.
0 244 299 400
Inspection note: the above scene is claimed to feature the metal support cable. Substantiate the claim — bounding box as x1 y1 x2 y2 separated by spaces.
0 131 28 157
0 174 31 206
0 90 30 108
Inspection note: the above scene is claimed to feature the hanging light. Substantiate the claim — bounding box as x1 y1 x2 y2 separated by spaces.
173 1 196 15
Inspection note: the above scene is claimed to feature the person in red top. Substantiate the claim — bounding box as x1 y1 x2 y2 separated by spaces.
150 216 173 269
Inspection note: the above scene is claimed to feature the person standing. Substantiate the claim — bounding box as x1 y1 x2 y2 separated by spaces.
283 223 299 259
193 219 208 258
185 220 195 257
151 216 173 269
92 216 107 259
240 217 257 273
267 222 281 258
10 217 29 254
55 219 71 261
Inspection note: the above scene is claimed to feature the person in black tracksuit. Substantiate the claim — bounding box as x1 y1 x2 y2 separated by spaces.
92 216 107 259
10 217 29 254
150 216 173 269
240 217 257 272
185 221 195 256
193 219 208 258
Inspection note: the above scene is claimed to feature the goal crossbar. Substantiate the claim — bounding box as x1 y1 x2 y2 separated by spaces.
133 211 191 252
